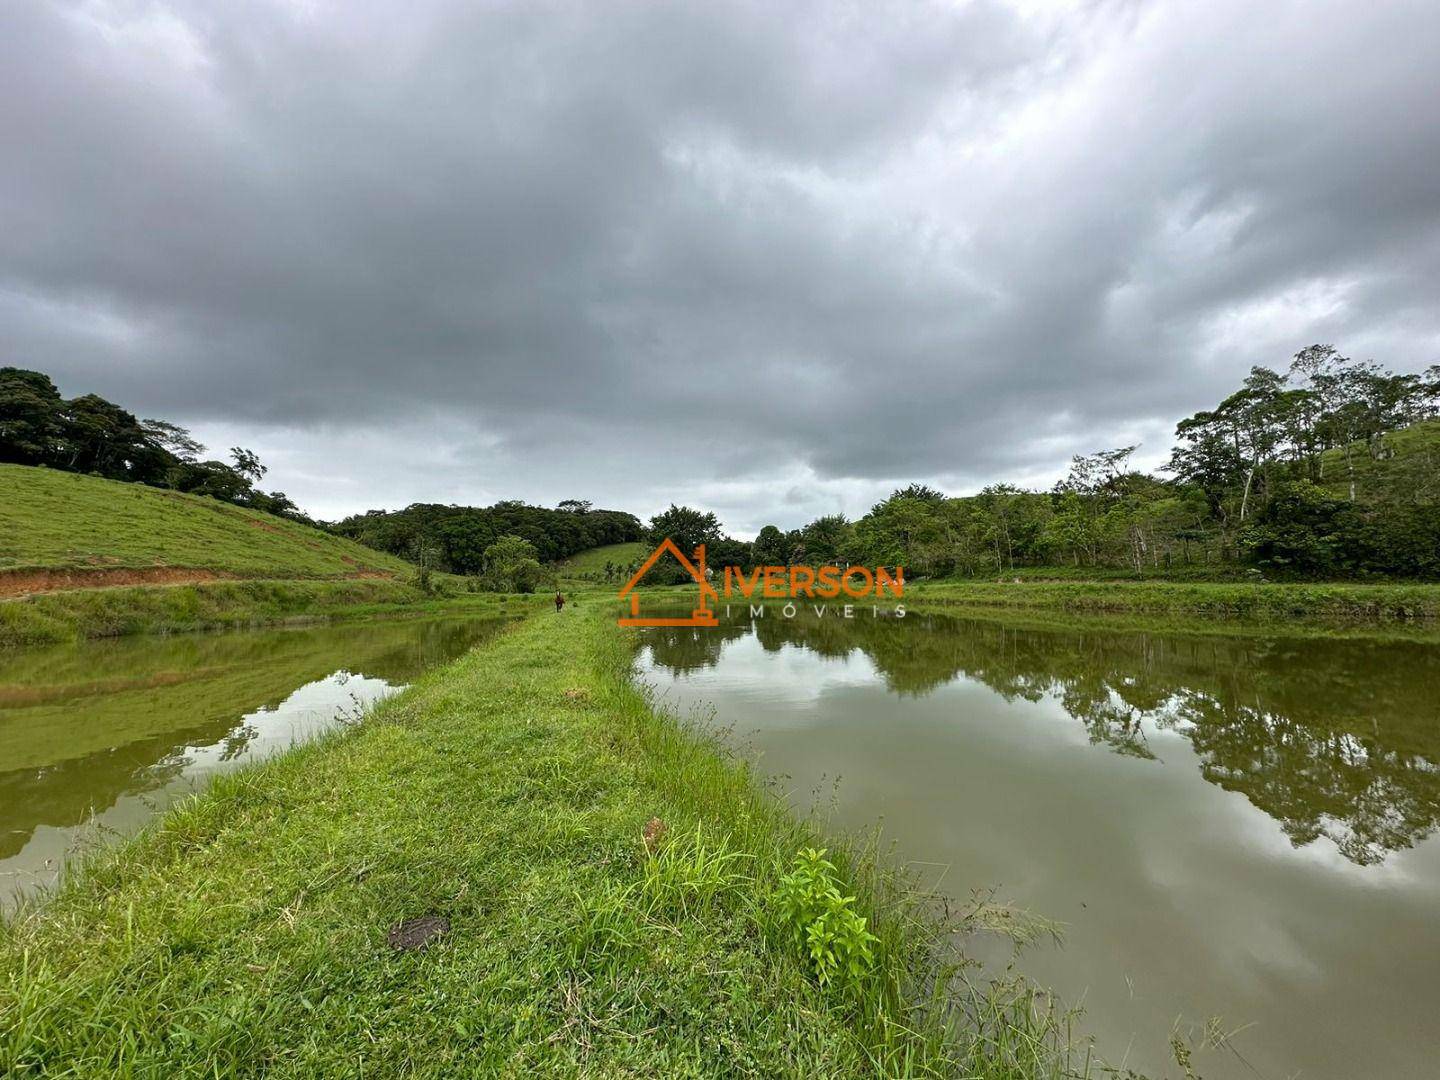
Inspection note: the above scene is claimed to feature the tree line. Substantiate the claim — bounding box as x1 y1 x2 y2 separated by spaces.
8 345 1436 583
633 346 1440 582
331 500 643 585
0 367 306 521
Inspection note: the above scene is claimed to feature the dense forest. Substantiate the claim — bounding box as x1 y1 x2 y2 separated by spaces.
632 346 1440 582
0 367 306 522
331 501 643 575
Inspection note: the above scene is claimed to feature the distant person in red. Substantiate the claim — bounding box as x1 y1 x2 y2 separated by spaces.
554 590 565 613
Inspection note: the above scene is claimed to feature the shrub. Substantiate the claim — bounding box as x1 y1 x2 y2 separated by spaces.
773 848 878 989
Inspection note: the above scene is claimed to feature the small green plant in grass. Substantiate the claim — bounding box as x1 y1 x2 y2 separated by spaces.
565 885 645 976
639 821 750 918
774 847 878 989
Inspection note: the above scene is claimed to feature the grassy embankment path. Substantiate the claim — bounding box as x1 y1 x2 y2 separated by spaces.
0 466 505 647
898 578 1440 621
2 604 1059 1077
645 576 1440 631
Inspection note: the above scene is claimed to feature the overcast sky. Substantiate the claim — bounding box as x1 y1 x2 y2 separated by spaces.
3 0 1438 535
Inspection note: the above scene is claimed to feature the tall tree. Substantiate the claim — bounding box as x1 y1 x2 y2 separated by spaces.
646 505 723 553
230 447 267 484
143 420 204 462
0 367 63 465
750 525 791 566
799 514 851 564
483 535 545 593
1221 368 1287 520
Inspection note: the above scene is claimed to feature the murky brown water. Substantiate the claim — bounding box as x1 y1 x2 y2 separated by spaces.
636 607 1440 1080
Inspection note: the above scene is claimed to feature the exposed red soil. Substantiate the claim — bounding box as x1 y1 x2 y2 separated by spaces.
0 566 396 599
0 567 237 598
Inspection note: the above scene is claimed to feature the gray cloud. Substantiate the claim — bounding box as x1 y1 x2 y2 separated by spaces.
3 0 1438 534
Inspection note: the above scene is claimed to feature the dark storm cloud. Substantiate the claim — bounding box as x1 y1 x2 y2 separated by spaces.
2 0 1438 529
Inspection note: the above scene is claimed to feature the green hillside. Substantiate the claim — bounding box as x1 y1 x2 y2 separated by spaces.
0 465 410 584
556 541 648 584
1317 418 1440 503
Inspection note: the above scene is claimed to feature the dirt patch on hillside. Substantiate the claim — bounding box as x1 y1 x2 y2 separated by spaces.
0 567 237 598
0 567 397 599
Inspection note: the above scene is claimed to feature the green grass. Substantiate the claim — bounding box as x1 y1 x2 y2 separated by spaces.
1317 418 1440 502
0 464 506 647
556 541 648 584
641 574 1440 623
0 465 410 578
0 579 533 649
0 606 1096 1078
936 563 1256 583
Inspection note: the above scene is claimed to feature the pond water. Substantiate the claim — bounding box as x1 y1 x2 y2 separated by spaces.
0 615 506 910
635 606 1440 1080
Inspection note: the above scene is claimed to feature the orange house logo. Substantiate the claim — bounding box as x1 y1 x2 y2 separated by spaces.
619 538 905 627
617 539 720 627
